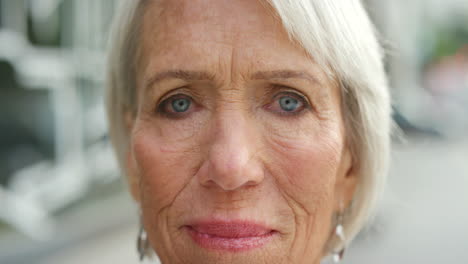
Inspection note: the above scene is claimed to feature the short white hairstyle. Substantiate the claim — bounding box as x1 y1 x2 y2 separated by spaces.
106 0 392 257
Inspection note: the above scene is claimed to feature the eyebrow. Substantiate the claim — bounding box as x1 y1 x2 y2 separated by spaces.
251 70 320 85
145 69 320 90
145 70 215 90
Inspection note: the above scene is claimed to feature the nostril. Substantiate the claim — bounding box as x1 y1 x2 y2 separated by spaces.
244 179 261 188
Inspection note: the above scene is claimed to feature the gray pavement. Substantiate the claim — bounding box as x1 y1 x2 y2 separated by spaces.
346 137 468 263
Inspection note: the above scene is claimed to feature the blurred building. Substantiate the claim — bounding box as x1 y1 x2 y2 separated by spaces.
366 0 468 137
0 1 129 263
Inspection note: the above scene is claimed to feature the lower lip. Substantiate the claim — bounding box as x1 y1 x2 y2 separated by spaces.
185 225 276 252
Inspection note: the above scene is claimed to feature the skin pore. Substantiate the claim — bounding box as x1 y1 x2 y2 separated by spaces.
126 0 357 263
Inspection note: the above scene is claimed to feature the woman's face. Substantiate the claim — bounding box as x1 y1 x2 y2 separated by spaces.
127 0 357 263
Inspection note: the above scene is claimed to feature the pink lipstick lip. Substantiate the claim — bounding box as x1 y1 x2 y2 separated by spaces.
184 220 277 252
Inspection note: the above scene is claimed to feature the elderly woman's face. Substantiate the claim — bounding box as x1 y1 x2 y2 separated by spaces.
127 0 356 263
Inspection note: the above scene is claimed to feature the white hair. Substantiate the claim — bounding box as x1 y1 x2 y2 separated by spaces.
106 0 392 257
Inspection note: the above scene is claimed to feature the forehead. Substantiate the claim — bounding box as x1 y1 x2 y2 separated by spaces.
144 0 280 38
142 1 305 56
138 0 330 87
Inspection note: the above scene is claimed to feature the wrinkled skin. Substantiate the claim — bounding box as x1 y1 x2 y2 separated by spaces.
126 0 357 263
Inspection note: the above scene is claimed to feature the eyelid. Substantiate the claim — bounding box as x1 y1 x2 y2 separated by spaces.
156 86 191 104
269 84 311 103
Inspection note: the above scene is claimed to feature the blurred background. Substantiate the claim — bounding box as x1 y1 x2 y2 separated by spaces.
0 0 466 263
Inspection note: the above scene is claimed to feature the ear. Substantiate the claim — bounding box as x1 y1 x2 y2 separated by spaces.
333 145 358 212
125 111 141 203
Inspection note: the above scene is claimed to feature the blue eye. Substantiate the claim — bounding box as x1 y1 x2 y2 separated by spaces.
157 94 194 117
265 92 308 116
279 96 299 112
171 98 191 112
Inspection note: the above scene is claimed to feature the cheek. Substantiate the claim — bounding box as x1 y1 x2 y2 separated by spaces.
131 124 199 213
266 127 343 215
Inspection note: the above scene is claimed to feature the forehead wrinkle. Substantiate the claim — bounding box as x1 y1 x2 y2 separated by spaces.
141 0 337 99
147 0 281 37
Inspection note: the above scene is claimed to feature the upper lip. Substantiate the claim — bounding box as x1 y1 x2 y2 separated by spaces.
185 220 275 238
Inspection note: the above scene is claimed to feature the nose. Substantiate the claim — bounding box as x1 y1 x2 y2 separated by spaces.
197 112 264 191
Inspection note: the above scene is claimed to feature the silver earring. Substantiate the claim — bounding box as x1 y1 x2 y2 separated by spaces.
137 221 150 261
332 223 346 263
331 201 347 263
